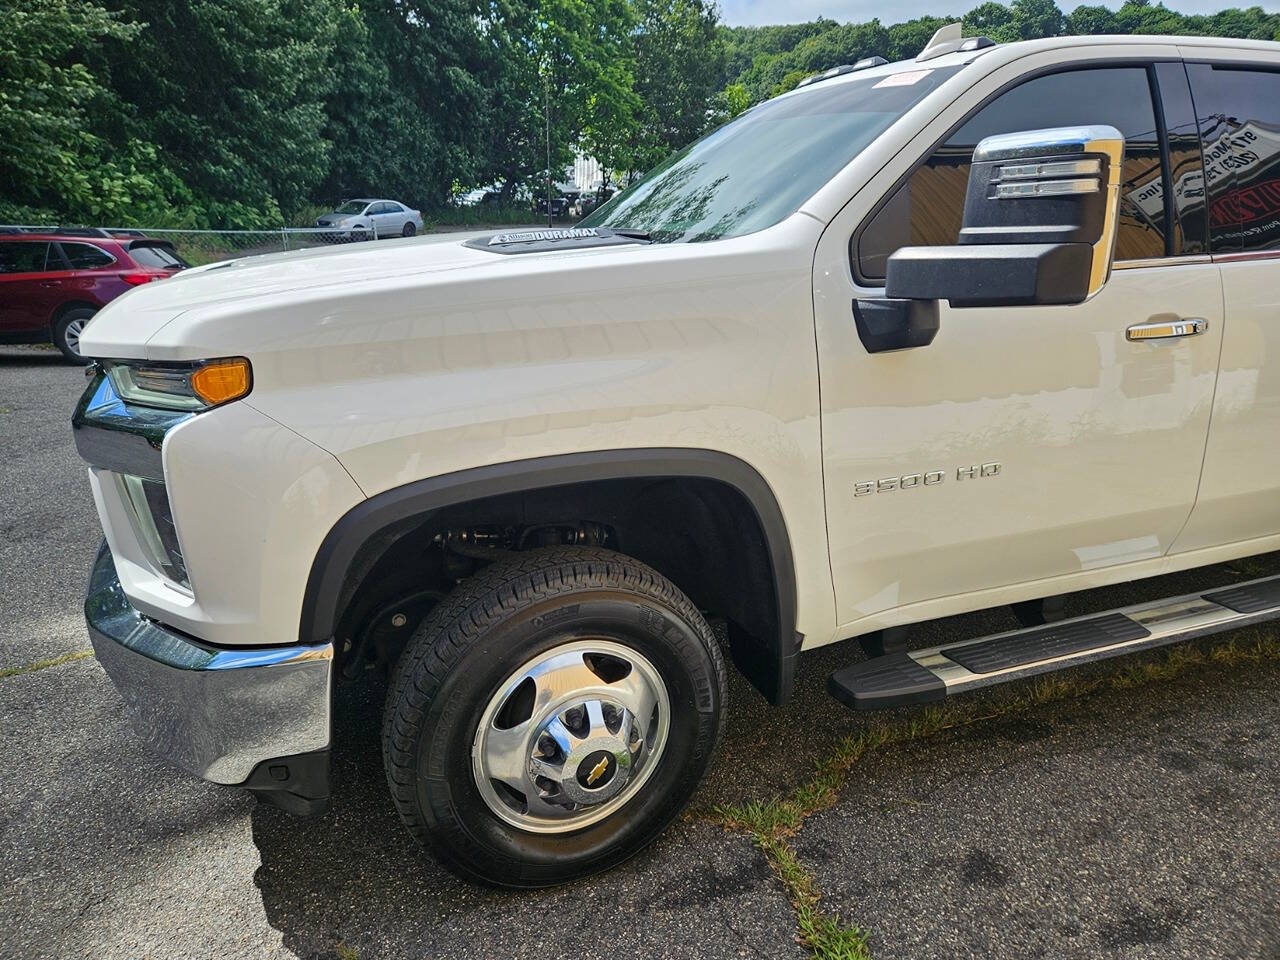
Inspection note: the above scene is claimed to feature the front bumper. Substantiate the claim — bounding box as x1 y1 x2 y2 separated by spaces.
86 541 333 810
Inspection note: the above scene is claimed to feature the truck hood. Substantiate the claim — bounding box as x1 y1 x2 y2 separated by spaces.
80 229 656 359
80 233 497 356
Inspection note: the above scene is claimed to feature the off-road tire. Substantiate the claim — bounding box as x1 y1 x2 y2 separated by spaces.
381 546 727 887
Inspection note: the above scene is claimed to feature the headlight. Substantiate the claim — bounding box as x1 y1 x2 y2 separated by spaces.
103 358 252 411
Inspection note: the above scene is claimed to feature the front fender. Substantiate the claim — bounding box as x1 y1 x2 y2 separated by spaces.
298 448 803 703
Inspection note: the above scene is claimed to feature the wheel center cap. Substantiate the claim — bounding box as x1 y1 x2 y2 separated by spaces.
542 723 635 807
576 750 617 789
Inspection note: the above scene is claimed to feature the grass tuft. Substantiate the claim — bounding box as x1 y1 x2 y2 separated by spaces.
0 650 93 679
711 632 1280 959
760 833 872 959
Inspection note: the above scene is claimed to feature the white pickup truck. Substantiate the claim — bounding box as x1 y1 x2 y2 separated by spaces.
74 28 1280 886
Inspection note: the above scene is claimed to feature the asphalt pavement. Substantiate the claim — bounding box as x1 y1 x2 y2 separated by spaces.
1 344 1276 960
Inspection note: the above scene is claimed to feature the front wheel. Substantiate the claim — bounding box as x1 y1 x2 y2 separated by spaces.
381 547 727 887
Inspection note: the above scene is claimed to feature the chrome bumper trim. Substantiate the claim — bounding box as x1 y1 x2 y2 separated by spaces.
86 542 332 784
72 369 191 481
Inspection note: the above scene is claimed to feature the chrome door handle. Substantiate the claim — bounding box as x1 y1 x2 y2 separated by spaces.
1126 318 1209 341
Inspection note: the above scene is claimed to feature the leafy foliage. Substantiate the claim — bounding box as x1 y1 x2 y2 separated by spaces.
0 0 173 224
103 0 342 227
322 0 491 209
626 0 724 171
4 0 1280 227
717 1 1280 101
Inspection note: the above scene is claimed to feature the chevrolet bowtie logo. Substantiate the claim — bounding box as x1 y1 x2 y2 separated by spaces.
586 757 610 786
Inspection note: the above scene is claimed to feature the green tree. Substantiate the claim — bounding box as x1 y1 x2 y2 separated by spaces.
11 0 1280 229
886 16 958 59
717 20 836 87
619 0 724 173
323 0 492 209
478 0 638 201
715 82 751 121
0 0 185 224
104 0 342 226
965 1 1015 37
1007 0 1064 38
1065 4 1119 34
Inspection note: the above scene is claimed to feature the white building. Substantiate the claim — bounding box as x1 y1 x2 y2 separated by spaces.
572 153 603 191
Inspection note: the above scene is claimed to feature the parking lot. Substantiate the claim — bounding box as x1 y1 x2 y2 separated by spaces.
1 344 1277 960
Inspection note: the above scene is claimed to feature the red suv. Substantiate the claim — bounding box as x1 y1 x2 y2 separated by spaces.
0 232 186 361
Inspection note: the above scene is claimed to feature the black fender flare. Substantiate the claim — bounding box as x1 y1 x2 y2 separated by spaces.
299 448 801 703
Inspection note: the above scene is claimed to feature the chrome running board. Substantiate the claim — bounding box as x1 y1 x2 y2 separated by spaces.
829 573 1280 711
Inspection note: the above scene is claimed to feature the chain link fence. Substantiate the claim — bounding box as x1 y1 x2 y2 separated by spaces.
1 225 383 266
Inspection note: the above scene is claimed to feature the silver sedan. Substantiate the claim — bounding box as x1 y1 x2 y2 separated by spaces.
315 198 424 240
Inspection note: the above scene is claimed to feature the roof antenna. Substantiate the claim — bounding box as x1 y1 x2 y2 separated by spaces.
917 22 964 62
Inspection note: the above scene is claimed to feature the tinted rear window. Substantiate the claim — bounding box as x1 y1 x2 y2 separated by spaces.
0 241 50 273
129 244 184 268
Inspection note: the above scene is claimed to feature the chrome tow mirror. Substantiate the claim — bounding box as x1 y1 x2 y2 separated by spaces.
886 124 1126 307
853 125 1125 353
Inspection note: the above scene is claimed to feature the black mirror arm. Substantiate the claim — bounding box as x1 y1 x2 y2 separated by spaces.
852 297 940 353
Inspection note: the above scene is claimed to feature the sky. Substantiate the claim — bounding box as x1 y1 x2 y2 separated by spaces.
719 0 1280 25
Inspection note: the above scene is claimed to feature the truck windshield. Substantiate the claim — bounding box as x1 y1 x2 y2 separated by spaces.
581 66 960 243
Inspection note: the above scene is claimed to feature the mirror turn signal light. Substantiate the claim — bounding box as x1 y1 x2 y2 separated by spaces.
190 358 252 406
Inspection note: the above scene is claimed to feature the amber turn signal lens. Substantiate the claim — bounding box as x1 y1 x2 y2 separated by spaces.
190 358 251 406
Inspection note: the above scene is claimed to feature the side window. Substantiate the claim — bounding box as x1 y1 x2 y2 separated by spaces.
59 242 116 270
858 67 1169 282
370 202 390 215
1186 65 1280 253
0 241 50 273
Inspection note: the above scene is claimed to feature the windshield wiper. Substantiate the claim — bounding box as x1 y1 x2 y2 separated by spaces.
609 228 654 242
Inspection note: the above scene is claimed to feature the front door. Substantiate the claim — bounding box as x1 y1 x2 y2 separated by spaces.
0 240 55 337
814 60 1224 632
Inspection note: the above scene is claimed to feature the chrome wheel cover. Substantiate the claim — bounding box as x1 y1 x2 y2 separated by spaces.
471 638 670 834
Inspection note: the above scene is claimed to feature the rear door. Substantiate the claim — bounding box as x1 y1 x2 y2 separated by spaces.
814 51 1225 633
0 240 56 336
385 202 409 234
1171 53 1280 552
55 240 124 306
